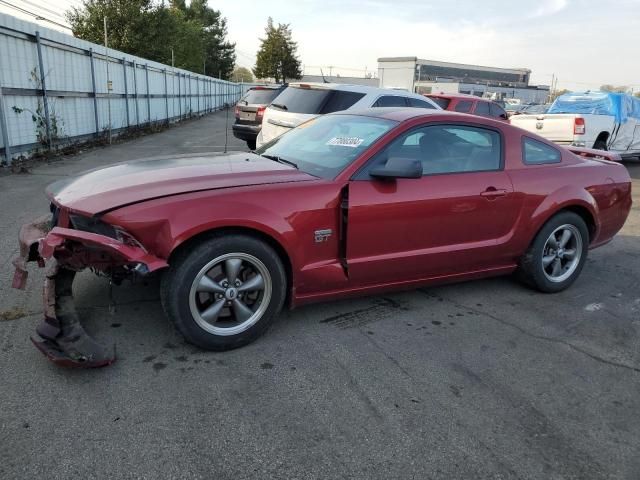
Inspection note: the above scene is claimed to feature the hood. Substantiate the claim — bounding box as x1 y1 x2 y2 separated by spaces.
47 152 316 216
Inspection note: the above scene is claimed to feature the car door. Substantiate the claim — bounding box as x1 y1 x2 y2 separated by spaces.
346 123 522 286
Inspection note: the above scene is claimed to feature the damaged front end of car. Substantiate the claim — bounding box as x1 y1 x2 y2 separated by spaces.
12 205 168 368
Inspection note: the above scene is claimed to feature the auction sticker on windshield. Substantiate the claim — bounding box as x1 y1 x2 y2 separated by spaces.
327 136 364 148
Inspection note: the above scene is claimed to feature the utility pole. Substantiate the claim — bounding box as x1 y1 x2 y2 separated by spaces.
549 73 555 103
104 16 112 144
171 48 174 68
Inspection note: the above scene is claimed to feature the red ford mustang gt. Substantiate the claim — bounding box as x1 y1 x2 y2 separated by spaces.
13 108 632 367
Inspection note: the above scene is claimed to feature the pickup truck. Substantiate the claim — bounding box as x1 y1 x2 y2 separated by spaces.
510 91 640 160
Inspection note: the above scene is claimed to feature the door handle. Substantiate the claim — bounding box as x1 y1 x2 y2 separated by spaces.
480 187 508 199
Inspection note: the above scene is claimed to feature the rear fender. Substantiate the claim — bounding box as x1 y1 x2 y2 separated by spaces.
527 186 599 246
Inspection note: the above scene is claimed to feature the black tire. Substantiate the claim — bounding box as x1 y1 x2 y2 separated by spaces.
246 139 257 150
517 211 589 293
593 138 608 150
161 234 287 351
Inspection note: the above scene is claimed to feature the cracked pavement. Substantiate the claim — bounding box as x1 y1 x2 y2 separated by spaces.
1 111 639 479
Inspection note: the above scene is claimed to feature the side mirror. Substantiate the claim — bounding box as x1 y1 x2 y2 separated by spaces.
370 157 423 179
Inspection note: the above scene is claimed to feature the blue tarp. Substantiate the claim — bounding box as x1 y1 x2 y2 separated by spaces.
548 91 640 124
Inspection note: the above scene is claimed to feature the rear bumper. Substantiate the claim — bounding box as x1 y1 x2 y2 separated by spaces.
232 123 260 142
12 216 168 368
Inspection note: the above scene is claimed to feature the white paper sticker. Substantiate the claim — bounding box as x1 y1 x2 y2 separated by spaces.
327 136 364 148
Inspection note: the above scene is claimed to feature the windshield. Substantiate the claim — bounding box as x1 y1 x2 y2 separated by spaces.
255 114 397 178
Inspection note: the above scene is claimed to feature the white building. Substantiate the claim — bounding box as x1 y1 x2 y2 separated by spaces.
378 57 550 104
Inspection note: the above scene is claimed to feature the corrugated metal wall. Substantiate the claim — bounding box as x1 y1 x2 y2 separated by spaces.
0 13 242 164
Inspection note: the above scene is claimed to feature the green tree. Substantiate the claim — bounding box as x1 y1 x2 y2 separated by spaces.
67 0 171 61
67 0 236 79
232 67 254 83
170 0 236 78
253 18 302 83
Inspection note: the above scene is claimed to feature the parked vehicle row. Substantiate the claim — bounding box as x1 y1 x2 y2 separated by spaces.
14 105 632 367
234 85 518 151
255 83 440 148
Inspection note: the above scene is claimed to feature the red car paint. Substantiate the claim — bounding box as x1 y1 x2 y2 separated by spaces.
14 108 632 366
426 93 510 122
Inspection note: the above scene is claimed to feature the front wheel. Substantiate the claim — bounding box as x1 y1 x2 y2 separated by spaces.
161 234 287 350
517 212 589 293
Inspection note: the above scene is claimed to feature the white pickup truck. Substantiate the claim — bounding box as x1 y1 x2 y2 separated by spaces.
510 92 640 160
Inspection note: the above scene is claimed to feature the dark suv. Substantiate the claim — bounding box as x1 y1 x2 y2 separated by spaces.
233 86 285 149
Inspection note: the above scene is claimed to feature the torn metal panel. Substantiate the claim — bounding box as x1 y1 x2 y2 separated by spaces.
12 215 168 368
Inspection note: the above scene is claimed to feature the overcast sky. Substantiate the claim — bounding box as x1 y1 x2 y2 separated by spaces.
1 0 638 90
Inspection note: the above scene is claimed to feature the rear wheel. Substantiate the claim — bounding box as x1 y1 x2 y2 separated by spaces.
161 234 287 350
518 212 589 293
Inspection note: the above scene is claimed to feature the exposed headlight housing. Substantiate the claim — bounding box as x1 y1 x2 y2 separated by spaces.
69 215 147 252
69 214 118 238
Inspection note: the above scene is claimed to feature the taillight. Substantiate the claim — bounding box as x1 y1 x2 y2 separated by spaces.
234 105 240 118
574 117 585 135
256 106 266 120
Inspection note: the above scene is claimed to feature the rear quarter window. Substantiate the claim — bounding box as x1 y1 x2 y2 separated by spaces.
407 97 437 109
372 95 409 107
522 137 562 165
320 91 366 114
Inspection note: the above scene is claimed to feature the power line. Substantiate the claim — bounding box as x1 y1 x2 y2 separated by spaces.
20 0 66 20
0 0 72 29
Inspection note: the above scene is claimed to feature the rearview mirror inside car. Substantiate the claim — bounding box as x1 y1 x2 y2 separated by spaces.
370 157 423 179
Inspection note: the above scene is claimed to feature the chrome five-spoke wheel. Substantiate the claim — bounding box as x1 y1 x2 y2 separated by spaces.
541 224 583 283
189 253 272 336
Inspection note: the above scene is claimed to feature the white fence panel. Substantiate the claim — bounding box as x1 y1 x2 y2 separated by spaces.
0 12 242 164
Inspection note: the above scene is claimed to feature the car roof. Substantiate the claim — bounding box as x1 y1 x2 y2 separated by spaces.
286 82 430 100
247 85 284 91
426 92 487 101
333 107 444 122
332 107 514 126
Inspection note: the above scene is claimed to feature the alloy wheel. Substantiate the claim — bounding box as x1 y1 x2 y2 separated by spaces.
188 253 272 336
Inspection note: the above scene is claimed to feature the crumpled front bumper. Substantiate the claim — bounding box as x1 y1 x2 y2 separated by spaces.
12 215 168 368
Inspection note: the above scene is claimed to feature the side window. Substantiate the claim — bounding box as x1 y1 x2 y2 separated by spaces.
359 124 502 178
320 91 366 114
372 95 409 107
474 101 490 116
454 100 473 113
522 137 561 165
490 103 508 119
407 97 437 109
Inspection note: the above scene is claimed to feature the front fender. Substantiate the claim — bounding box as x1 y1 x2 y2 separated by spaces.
103 196 302 271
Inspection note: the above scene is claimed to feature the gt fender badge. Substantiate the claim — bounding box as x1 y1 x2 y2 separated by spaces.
314 229 332 243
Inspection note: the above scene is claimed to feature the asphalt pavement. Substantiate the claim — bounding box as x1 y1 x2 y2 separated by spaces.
1 111 639 479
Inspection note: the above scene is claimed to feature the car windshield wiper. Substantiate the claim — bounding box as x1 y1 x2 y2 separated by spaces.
270 103 288 111
261 154 298 169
